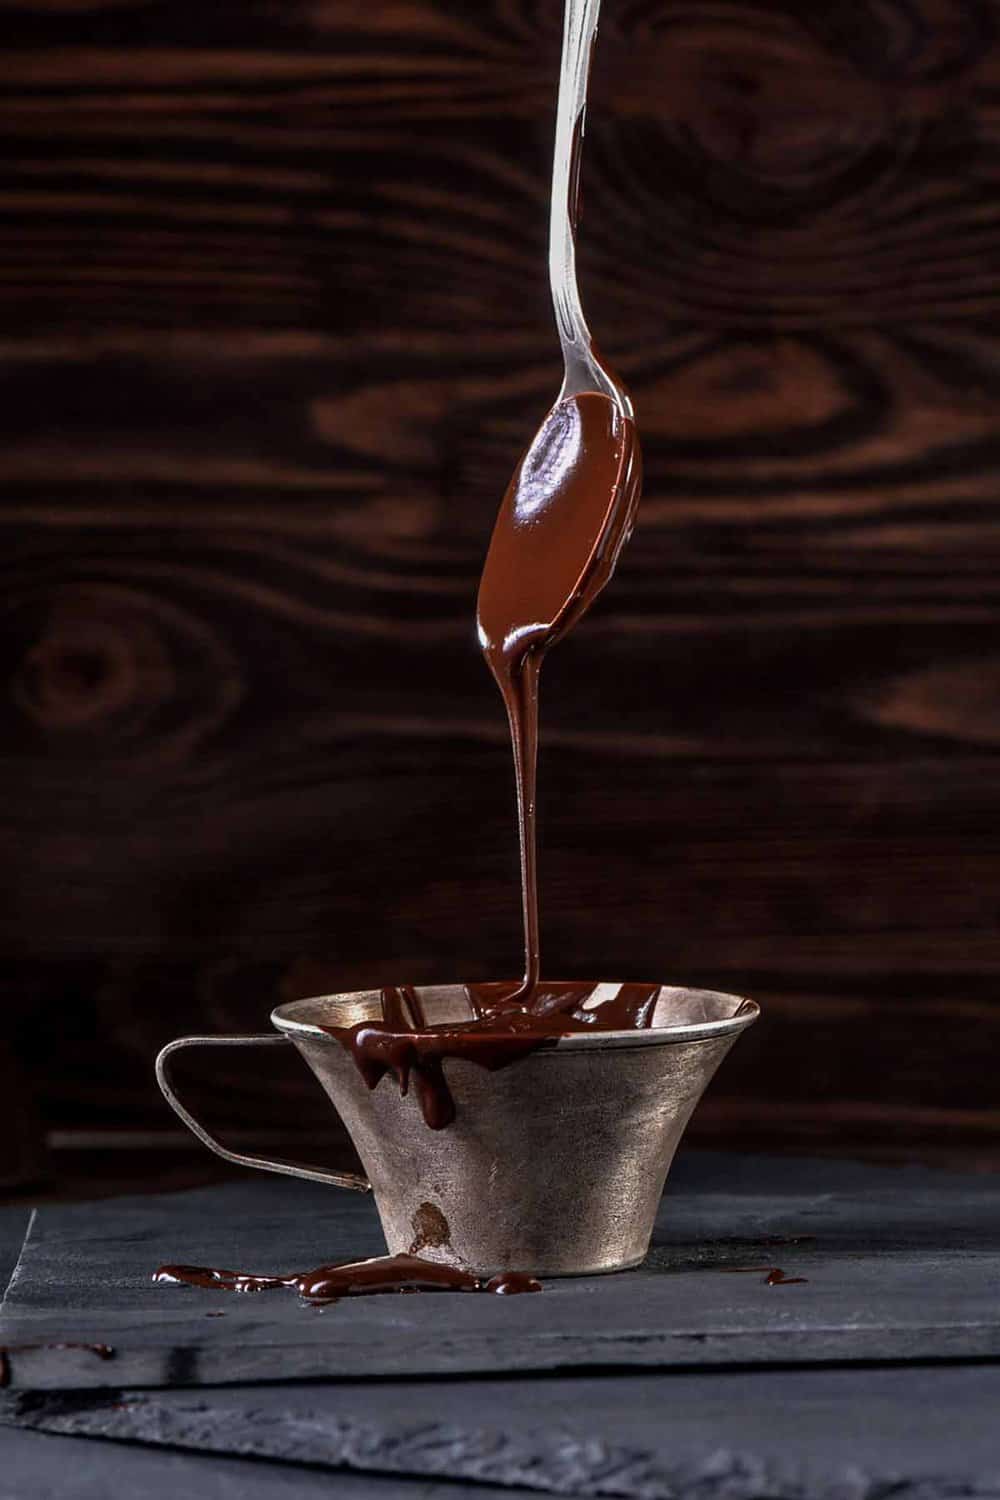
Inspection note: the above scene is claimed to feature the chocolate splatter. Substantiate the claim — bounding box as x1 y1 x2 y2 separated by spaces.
154 1253 542 1303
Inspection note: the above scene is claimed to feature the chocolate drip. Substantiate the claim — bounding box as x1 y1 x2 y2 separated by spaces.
321 1001 565 1131
564 982 661 1030
476 393 642 1002
154 1254 538 1302
723 1265 809 1286
323 980 660 1130
153 1264 287 1294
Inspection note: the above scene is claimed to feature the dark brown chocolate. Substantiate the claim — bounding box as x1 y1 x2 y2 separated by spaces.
477 392 641 1001
153 1264 288 1294
322 979 660 1130
485 1271 543 1295
153 1254 536 1302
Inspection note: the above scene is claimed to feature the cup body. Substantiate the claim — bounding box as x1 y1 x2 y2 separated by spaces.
275 983 756 1277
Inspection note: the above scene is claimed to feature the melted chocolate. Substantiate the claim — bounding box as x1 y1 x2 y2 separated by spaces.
322 980 661 1130
723 1265 809 1286
153 1264 288 1294
477 393 641 1001
315 6 644 1129
564 981 661 1030
0 1342 114 1388
486 1272 543 1295
154 1254 537 1302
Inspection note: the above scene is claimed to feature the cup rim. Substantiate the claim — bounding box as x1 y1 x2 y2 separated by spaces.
271 983 759 1050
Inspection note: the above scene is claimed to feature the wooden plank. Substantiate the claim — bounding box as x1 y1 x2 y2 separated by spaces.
2 1154 999 1389
2 0 1000 1160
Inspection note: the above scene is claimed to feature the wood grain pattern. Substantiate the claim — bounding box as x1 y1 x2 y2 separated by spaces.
2 0 999 1166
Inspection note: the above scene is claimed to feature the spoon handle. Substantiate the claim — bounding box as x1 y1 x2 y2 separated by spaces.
549 0 624 406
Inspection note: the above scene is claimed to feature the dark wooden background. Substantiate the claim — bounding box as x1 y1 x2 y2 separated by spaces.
3 0 1000 1186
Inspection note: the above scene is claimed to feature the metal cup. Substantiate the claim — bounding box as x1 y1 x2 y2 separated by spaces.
156 983 757 1276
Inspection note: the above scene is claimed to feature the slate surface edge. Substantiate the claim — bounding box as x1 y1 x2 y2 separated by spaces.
4 1384 1000 1500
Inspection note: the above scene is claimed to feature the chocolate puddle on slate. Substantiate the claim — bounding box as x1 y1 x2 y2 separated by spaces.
153 1200 541 1304
153 0 651 1301
152 1257 540 1302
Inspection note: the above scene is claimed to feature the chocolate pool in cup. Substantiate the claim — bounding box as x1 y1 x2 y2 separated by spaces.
156 983 758 1278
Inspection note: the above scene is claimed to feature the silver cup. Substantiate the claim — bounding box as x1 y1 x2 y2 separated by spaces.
156 983 757 1276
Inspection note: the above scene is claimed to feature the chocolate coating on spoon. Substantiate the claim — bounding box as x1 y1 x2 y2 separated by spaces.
317 397 644 1130
477 393 641 1001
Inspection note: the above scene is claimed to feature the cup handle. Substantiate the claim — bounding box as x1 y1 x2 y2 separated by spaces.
155 1034 371 1193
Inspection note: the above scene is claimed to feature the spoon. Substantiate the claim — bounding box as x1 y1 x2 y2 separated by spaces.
476 0 642 1004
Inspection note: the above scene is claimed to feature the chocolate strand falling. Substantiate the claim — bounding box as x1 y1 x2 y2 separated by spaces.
476 0 641 1002
322 0 646 1132
477 397 641 1004
504 649 541 999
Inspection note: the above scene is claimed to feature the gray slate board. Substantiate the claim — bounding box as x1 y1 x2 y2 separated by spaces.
2 1427 500 1500
6 1365 1000 1499
2 1152 998 1389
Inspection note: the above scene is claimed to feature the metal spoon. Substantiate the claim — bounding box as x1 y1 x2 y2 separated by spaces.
476 0 641 1002
549 0 633 416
